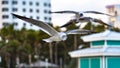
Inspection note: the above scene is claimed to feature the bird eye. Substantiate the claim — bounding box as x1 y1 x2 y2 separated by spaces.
80 13 83 17
62 35 67 41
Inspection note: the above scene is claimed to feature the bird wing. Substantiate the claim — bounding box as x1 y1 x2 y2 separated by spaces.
50 10 79 14
12 13 58 36
93 18 112 26
61 17 91 28
65 29 94 35
78 17 92 22
60 19 77 27
51 10 113 16
84 11 113 16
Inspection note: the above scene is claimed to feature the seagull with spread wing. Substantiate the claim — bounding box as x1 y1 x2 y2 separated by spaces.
50 10 113 16
12 13 94 42
60 17 112 28
50 10 113 22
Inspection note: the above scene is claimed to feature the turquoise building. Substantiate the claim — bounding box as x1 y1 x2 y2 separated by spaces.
69 30 120 68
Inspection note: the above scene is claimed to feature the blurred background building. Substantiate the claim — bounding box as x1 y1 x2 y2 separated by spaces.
0 0 51 30
106 4 120 28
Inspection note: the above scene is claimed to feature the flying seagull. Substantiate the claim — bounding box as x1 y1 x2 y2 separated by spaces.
50 10 113 16
60 17 112 28
50 10 113 22
12 13 94 42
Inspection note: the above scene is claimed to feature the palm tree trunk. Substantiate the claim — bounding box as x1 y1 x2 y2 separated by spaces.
28 54 32 68
49 43 53 63
5 57 10 68
16 56 20 68
55 42 58 64
74 35 77 49
55 45 58 64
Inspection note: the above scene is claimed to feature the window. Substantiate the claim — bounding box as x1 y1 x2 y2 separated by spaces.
29 9 33 12
107 57 120 68
49 17 51 21
48 10 51 14
30 16 33 19
91 40 104 46
12 8 18 12
23 8 26 12
13 22 18 26
36 16 40 19
36 9 40 13
2 15 9 19
90 58 100 68
36 2 39 6
44 10 47 13
80 57 100 68
23 23 26 27
3 22 9 26
2 8 9 12
107 40 120 46
13 16 16 19
80 58 89 68
22 1 26 5
44 17 47 20
30 24 33 26
48 3 51 7
29 1 33 5
2 1 8 4
12 1 17 5
44 3 47 6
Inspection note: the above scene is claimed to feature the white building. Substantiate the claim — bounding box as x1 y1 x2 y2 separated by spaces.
0 0 51 30
106 4 120 28
69 30 120 68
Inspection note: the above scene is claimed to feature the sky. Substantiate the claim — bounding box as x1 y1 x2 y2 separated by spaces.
51 0 120 27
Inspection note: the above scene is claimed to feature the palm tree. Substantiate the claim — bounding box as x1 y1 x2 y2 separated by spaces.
0 25 34 68
0 25 14 68
0 40 11 68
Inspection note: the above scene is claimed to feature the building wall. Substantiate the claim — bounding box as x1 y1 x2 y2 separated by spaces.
106 4 120 28
0 0 51 30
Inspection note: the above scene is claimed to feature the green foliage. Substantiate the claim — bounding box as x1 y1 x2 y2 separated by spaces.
66 23 77 30
83 22 92 30
0 23 120 68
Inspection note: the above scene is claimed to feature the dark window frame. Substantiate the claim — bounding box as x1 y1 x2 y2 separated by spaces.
23 8 26 12
2 8 9 12
23 23 26 26
29 9 33 12
2 1 8 4
44 2 47 6
13 22 18 26
2 15 9 19
22 1 26 5
36 9 40 13
12 1 18 5
2 22 9 26
12 8 18 12
29 1 33 5
44 10 47 13
36 2 39 6
44 17 47 20
36 16 40 19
